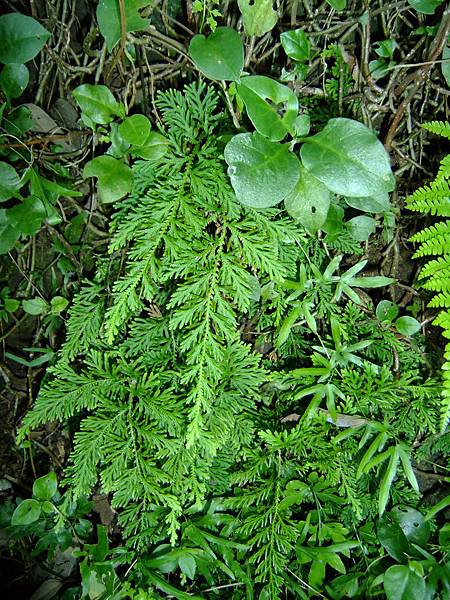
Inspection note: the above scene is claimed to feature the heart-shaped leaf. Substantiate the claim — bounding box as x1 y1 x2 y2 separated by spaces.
189 27 244 81
83 155 133 203
73 84 124 125
284 167 330 232
0 13 50 64
224 132 300 208
300 118 395 197
237 75 298 141
238 0 278 37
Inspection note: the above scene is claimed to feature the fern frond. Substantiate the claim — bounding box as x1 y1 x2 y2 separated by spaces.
406 181 450 216
422 120 450 140
410 221 450 257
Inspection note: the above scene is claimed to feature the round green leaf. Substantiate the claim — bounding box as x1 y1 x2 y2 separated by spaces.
22 297 48 315
345 192 391 213
11 498 42 526
376 300 399 323
72 84 124 125
131 132 170 161
395 316 421 336
0 13 50 64
326 0 347 10
391 507 430 546
280 29 311 62
284 166 330 232
0 64 29 100
406 0 443 14
33 471 58 501
347 215 376 242
189 27 244 81
300 118 395 197
50 296 69 315
118 114 151 146
97 0 151 51
0 162 21 202
224 132 300 208
83 155 133 203
237 75 298 141
383 565 426 600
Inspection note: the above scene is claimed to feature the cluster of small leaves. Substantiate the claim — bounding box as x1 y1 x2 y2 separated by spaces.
0 12 83 254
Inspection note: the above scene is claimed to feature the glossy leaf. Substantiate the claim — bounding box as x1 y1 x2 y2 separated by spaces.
224 132 300 208
131 132 170 160
0 209 20 254
376 300 399 322
300 118 395 197
22 297 48 316
7 196 47 236
391 507 430 546
280 29 310 62
377 516 411 562
0 64 29 100
0 162 21 202
395 316 421 336
238 0 278 37
33 471 58 501
73 84 124 125
326 0 347 9
284 166 330 232
11 498 42 526
406 0 444 14
50 296 69 315
189 27 244 81
83 155 133 203
0 13 50 64
237 75 298 141
118 114 151 146
384 565 426 600
96 0 151 51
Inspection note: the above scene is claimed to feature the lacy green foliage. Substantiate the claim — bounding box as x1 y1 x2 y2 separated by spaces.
19 85 446 597
21 82 297 549
407 121 450 431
